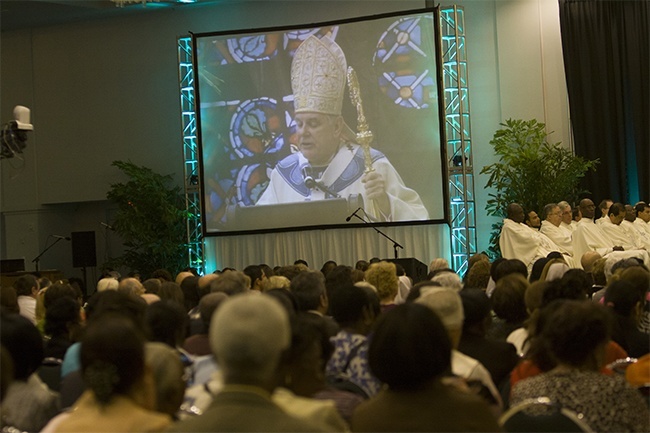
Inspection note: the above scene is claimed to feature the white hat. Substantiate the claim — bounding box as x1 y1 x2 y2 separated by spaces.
291 35 347 116
13 105 33 131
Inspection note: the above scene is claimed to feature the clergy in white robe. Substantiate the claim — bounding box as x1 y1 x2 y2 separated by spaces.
558 201 578 232
634 202 650 236
255 35 428 223
540 204 574 256
499 204 571 272
257 142 428 222
573 201 650 268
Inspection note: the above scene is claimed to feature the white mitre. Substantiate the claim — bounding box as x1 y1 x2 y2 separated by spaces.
291 35 347 116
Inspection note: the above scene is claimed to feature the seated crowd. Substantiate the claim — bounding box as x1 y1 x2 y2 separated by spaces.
0 201 649 433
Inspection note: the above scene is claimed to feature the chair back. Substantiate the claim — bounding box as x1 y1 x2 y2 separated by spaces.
499 397 593 432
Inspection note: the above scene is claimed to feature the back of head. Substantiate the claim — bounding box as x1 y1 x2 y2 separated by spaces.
144 342 185 416
198 292 228 327
117 278 144 298
85 290 147 329
369 303 451 391
431 271 463 292
541 279 586 309
560 269 593 297
539 300 610 368
180 276 201 312
464 259 491 290
492 273 529 323
1 286 20 314
275 265 303 281
529 257 551 283
320 260 337 277
324 265 354 293
365 261 398 301
151 269 173 282
81 315 145 405
429 258 450 273
591 257 608 286
96 277 118 293
13 274 38 297
329 283 371 327
540 259 570 282
604 280 643 317
210 294 290 385
210 270 250 296
459 288 492 329
0 313 43 381
142 278 162 295
44 296 81 337
415 287 464 333
158 281 185 306
581 251 602 273
145 300 188 347
290 270 326 311
43 281 77 309
243 265 263 286
494 259 528 283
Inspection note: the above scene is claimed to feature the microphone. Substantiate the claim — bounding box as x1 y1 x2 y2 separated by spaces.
100 222 114 230
304 175 317 190
346 207 362 222
52 235 71 241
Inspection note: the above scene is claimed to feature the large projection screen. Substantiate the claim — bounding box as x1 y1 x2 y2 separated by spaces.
195 8 447 235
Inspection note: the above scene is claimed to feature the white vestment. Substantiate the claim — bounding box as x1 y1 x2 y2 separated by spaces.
560 221 577 233
600 219 640 251
499 219 569 271
540 220 574 256
573 218 650 267
634 218 650 236
595 216 608 225
621 220 649 250
257 143 428 222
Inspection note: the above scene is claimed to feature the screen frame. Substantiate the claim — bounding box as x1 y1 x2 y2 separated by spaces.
192 6 449 237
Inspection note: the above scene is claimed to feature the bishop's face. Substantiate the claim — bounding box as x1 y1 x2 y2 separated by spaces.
295 112 342 167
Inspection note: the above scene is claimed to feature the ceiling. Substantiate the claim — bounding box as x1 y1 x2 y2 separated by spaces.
0 0 215 32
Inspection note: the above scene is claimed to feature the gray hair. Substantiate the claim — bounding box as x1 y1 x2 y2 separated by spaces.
210 294 290 384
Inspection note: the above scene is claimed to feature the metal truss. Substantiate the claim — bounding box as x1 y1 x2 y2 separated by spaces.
440 6 477 277
178 36 204 274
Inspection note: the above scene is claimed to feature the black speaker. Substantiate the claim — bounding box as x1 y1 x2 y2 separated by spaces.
71 231 96 268
384 258 428 284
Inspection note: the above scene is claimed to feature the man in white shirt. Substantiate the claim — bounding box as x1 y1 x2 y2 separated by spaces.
13 274 39 324
634 202 650 236
573 199 650 267
620 204 650 250
600 203 644 251
595 198 613 225
499 203 570 271
540 203 574 256
557 201 578 232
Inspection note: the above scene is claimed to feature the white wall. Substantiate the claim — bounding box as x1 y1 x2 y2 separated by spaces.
1 0 569 276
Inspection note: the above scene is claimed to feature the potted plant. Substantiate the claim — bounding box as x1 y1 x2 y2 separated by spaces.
480 118 599 258
106 160 189 277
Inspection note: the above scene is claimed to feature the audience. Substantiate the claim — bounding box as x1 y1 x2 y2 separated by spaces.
352 303 500 432
3 209 650 432
511 300 648 432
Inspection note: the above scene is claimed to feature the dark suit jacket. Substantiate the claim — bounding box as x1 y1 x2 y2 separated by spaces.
351 382 500 432
458 332 520 389
168 387 327 432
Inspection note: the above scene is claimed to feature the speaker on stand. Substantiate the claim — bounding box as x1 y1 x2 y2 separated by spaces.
71 231 97 299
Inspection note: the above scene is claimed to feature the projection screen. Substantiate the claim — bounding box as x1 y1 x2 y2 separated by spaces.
194 8 447 235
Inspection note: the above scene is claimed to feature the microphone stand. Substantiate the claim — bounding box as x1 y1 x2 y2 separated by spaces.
348 212 404 259
31 236 63 272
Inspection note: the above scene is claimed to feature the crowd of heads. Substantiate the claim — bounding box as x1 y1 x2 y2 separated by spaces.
1 243 648 432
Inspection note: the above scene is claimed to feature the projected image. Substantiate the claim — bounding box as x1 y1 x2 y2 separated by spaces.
196 11 445 234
